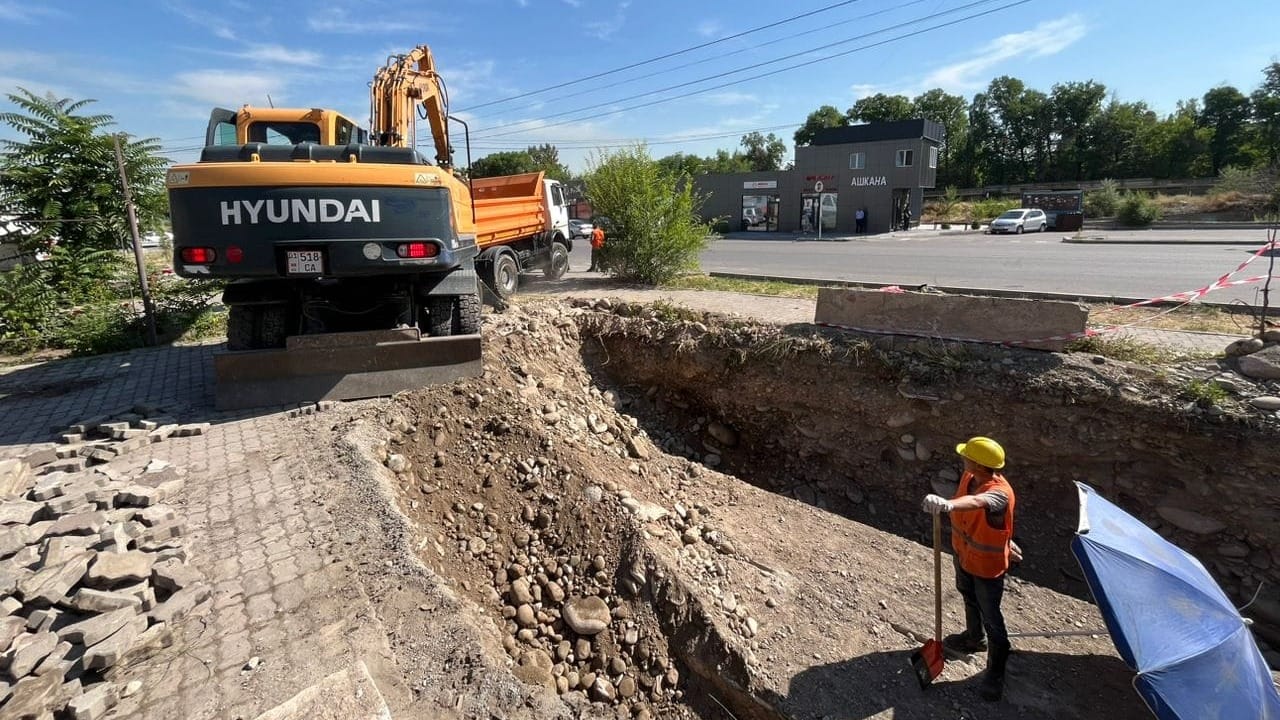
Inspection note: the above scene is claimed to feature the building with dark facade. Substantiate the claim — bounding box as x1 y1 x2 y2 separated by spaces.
694 119 943 235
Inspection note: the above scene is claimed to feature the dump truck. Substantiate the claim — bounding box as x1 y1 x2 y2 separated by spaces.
166 45 572 409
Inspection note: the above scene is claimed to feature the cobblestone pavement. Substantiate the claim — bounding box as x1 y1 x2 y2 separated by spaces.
0 343 391 719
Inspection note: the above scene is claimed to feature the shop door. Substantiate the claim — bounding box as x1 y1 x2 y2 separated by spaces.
801 193 838 232
742 195 780 232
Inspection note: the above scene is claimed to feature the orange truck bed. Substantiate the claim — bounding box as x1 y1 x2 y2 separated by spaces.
470 171 547 249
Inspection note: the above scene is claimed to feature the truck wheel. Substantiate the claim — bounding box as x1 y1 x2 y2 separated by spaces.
544 242 569 280
456 292 481 334
226 305 255 351
492 253 519 298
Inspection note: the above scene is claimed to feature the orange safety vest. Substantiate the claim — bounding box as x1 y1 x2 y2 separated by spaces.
950 470 1016 579
590 227 605 249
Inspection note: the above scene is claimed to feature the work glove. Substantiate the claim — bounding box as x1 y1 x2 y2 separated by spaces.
921 494 953 514
1010 540 1024 563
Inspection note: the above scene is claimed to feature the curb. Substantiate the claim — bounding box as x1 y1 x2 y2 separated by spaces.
705 272 1257 312
1061 236 1265 246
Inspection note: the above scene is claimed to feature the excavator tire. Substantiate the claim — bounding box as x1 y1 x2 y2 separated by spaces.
226 304 289 350
544 242 569 280
426 292 483 336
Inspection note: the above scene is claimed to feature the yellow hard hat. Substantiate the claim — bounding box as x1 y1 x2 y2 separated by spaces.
955 436 1005 469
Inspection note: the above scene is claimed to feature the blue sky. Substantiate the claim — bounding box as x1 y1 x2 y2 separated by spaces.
0 0 1277 174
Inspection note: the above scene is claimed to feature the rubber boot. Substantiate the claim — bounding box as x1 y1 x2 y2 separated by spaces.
979 643 1010 701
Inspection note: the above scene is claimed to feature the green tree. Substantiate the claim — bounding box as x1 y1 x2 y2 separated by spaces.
846 93 914 123
1050 80 1107 179
468 150 535 178
1251 62 1280 166
1200 85 1253 174
526 143 571 182
793 105 846 146
584 145 712 284
704 149 752 174
912 89 968 180
739 131 787 171
656 152 707 177
1146 100 1212 178
0 88 167 256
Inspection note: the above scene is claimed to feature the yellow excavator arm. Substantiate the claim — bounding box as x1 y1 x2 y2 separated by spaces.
370 44 454 169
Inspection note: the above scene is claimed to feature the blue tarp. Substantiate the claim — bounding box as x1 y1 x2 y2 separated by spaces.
1071 482 1280 720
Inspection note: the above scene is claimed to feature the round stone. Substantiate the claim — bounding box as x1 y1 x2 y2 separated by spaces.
563 596 611 635
516 604 537 628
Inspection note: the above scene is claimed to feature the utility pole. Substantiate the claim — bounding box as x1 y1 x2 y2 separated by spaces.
113 134 158 346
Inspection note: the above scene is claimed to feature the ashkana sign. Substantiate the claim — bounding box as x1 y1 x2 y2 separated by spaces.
850 176 888 187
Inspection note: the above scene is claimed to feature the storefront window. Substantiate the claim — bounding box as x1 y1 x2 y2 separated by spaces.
742 195 779 232
800 193 837 232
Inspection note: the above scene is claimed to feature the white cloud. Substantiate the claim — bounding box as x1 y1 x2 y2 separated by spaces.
585 0 631 40
163 1 238 41
171 70 284 107
850 14 1087 98
696 19 721 38
231 45 324 67
701 91 759 107
306 7 427 34
0 2 64 23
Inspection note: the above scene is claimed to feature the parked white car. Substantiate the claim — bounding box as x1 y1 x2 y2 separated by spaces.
742 207 766 227
988 208 1047 234
568 219 593 239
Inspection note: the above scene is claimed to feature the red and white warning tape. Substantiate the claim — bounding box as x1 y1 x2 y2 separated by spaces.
815 234 1280 348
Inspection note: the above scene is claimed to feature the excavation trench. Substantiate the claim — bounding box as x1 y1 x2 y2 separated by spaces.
377 300 1280 719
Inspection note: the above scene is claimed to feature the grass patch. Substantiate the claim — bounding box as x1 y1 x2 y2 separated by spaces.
1065 336 1179 365
1087 303 1256 335
1182 379 1228 407
664 274 819 299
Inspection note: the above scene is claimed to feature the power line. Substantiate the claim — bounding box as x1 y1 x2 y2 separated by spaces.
455 0 865 113
477 0 930 121
469 0 1023 143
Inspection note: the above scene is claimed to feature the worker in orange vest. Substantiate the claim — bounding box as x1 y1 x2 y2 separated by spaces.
588 223 606 272
921 436 1021 702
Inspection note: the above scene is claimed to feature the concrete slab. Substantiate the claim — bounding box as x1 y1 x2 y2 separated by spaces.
814 288 1088 351
251 661 391 720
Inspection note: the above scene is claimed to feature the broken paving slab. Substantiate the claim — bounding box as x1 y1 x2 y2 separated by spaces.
80 613 147 670
17 552 93 606
63 588 144 614
0 458 35 499
58 607 137 647
0 499 43 525
86 551 155 586
251 661 392 720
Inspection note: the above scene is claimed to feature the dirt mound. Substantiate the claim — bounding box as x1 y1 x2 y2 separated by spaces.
333 297 1278 719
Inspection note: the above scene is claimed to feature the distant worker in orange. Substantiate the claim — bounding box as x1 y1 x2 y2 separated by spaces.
588 222 606 273
921 436 1022 702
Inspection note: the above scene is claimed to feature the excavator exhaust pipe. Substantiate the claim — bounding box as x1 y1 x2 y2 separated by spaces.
212 328 482 410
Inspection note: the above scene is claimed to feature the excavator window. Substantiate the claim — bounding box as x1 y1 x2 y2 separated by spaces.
247 121 321 145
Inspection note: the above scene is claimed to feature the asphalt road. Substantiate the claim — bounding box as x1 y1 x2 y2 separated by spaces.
697 229 1280 304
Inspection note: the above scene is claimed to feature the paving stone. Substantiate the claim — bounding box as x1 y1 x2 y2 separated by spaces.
68 681 120 720
81 614 147 670
0 499 43 525
149 584 211 625
137 420 159 431
109 428 148 441
148 425 179 443
5 631 58 678
133 468 180 489
62 588 143 614
0 458 34 499
174 423 210 437
1 615 26 651
134 506 177 527
134 520 185 549
43 457 89 474
17 552 92 606
54 446 83 460
96 423 130 436
25 608 63 634
116 436 150 454
102 622 171 678
20 447 59 470
58 608 139 647
43 493 94 517
39 535 97 567
31 641 71 677
87 551 155 586
44 511 107 538
9 544 40 570
2 670 63 719
114 481 182 508
95 523 133 553
29 474 69 502
151 559 200 593
60 433 84 445
0 525 32 559
1 597 22 615
80 447 118 465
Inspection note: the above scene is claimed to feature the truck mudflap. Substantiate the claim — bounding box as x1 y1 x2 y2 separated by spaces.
212 328 480 410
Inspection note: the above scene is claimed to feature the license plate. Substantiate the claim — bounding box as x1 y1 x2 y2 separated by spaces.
286 250 323 275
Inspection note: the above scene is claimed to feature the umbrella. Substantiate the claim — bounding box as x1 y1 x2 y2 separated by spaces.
1071 482 1280 720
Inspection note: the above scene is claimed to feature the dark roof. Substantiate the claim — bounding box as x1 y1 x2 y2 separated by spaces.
811 119 944 146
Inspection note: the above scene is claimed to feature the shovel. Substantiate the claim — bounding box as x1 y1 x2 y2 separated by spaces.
910 512 945 688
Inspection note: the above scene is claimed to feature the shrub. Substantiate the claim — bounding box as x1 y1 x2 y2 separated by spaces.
971 198 1018 221
584 145 713 285
711 218 731 234
1084 178 1121 217
1117 192 1162 227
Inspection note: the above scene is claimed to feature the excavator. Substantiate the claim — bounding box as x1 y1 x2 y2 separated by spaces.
167 45 568 410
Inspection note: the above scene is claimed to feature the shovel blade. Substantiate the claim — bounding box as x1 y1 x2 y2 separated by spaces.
910 639 945 689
